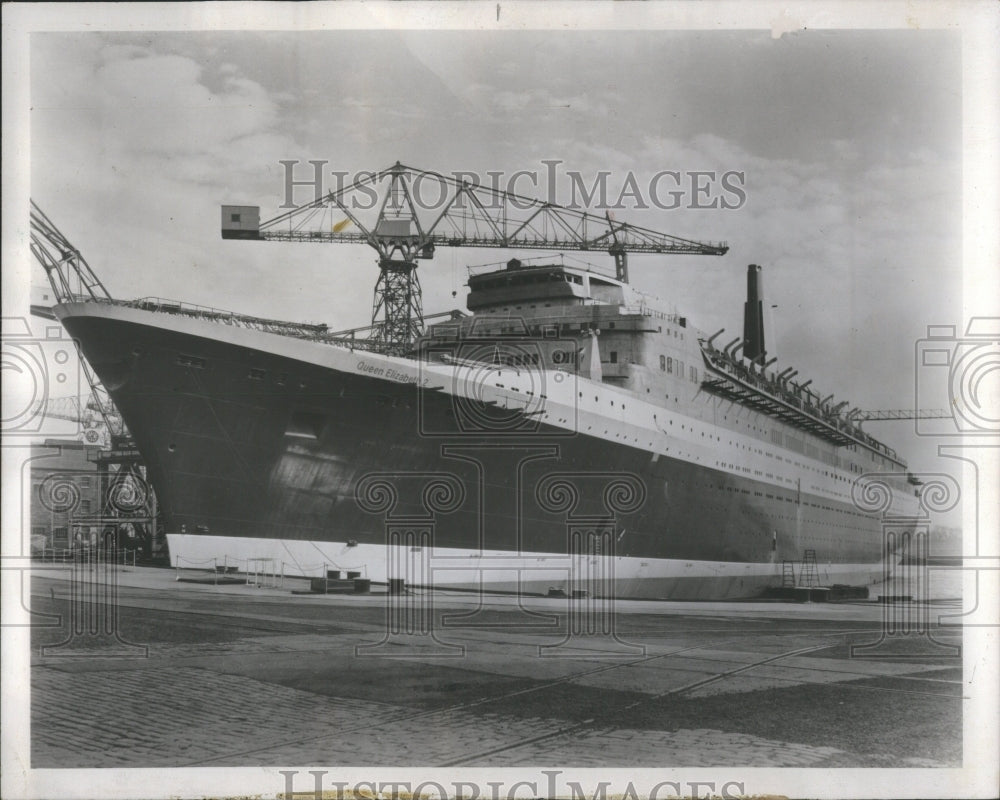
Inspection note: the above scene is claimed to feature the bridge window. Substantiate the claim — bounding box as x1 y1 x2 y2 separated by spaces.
659 355 666 371
666 357 673 374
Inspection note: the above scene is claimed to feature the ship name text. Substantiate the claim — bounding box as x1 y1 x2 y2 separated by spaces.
356 360 420 385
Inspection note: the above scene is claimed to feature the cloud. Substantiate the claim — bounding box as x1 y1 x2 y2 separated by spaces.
30 35 365 323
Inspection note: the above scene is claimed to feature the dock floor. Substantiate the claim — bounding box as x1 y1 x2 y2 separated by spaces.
27 565 963 768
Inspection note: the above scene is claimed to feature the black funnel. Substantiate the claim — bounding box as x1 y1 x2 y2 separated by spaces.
743 264 766 363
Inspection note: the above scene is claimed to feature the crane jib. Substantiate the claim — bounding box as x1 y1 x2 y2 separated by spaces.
220 162 730 353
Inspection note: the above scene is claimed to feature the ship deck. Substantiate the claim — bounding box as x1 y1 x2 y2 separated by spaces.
27 564 963 771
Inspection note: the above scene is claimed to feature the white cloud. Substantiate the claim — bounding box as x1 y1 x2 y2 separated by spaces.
30 35 374 326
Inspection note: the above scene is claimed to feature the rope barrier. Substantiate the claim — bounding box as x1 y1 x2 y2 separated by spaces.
174 555 219 567
170 551 368 588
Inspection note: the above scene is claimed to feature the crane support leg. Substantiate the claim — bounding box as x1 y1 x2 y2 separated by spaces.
371 259 423 354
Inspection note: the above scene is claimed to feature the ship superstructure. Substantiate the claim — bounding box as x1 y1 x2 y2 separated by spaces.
422 258 916 519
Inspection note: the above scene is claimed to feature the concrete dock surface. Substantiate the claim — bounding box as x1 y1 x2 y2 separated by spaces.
27 565 963 768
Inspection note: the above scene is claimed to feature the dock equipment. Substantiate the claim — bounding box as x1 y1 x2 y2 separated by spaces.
222 162 728 354
800 549 820 587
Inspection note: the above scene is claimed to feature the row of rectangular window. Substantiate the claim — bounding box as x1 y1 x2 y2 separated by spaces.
658 355 697 382
476 272 584 290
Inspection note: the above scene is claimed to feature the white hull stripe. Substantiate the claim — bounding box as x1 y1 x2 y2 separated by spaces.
167 533 891 601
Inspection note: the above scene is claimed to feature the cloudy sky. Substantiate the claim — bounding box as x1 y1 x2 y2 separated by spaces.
25 26 969 490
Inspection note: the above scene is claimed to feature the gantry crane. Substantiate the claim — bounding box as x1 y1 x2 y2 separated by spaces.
38 394 112 447
222 162 729 354
30 200 162 558
36 388 159 557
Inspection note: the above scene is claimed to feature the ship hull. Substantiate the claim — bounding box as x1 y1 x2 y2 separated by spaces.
56 301 915 600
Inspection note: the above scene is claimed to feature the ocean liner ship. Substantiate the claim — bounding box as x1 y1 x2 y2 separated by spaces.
53 251 920 600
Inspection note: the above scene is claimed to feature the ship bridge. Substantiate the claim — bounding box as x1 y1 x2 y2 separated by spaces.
466 259 638 311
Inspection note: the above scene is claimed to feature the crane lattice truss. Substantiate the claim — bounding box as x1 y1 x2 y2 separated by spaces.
223 162 729 354
31 200 159 554
30 201 127 439
30 200 112 303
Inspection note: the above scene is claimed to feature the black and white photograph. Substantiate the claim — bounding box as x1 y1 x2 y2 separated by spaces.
2 2 998 799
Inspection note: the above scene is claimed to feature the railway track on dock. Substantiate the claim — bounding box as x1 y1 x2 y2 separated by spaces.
177 625 961 767
30 576 963 767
